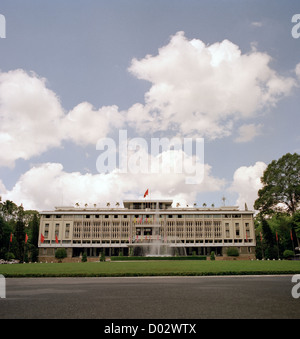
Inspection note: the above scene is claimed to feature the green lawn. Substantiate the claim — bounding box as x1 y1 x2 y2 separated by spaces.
0 260 300 277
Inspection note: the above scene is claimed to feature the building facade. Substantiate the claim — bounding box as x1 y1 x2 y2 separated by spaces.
38 199 256 261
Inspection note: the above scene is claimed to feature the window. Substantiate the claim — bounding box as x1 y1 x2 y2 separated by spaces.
235 223 240 237
55 223 60 236
44 223 49 237
65 223 70 238
225 223 230 238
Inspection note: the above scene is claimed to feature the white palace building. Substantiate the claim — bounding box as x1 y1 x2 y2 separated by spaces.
38 199 256 261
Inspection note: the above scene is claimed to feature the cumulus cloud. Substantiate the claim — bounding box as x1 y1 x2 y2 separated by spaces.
234 123 263 143
0 32 298 210
63 102 124 146
0 69 123 167
0 69 65 167
0 35 297 168
127 31 296 139
1 155 225 211
229 161 267 209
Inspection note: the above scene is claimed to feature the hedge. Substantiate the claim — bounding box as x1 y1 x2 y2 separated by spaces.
111 256 207 261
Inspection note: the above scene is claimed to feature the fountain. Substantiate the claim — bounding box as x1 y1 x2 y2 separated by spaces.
132 201 187 257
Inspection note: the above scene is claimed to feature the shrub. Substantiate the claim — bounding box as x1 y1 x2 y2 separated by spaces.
210 251 215 260
227 247 239 257
55 248 67 263
110 256 207 261
100 251 106 262
5 252 15 261
81 253 87 262
283 250 294 259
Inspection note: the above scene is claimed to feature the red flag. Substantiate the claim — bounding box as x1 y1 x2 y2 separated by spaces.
144 189 149 198
276 231 278 242
40 233 45 243
290 229 293 241
25 234 28 244
10 233 12 243
245 231 248 242
260 232 263 242
55 234 59 244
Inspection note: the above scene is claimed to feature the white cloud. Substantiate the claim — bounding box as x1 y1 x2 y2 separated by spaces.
0 34 298 168
234 123 263 143
1 155 225 211
229 161 267 210
127 31 296 139
63 102 124 146
251 22 263 27
0 69 65 167
0 69 123 167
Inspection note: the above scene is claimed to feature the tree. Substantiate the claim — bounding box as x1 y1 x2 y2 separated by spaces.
0 215 11 259
55 248 67 263
29 213 40 262
15 205 25 262
261 218 277 259
254 153 300 216
1 200 18 221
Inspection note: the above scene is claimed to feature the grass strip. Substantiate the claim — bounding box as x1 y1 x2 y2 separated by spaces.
0 260 299 278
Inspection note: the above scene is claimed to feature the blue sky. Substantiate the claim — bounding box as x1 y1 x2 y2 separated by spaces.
0 0 299 210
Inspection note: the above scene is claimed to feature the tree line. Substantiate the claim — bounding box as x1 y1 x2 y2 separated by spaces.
0 200 39 262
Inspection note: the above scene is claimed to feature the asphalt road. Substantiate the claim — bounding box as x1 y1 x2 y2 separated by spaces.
0 275 299 319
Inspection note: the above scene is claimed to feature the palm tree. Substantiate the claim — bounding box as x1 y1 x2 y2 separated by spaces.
202 203 207 207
